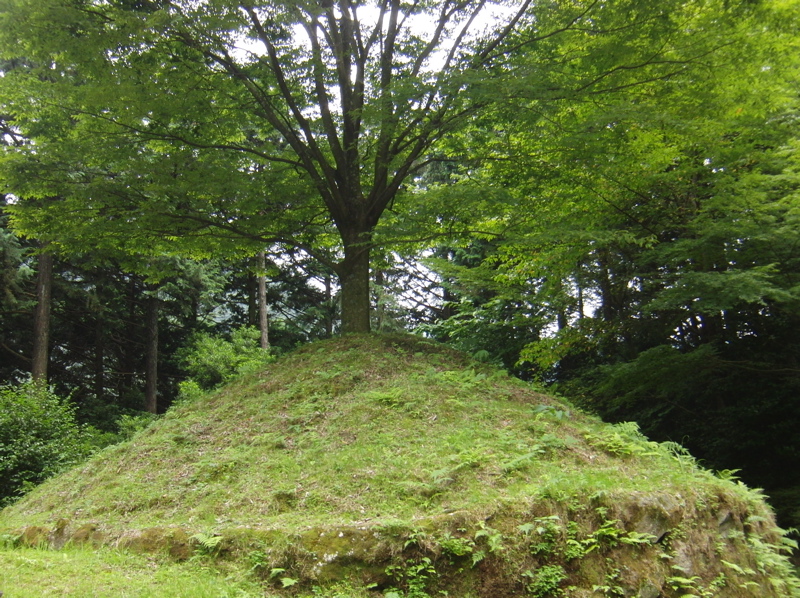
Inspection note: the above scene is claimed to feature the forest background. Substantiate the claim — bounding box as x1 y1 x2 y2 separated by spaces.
1 0 800 535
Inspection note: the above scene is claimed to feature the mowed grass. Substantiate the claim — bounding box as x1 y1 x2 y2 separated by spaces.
2 334 795 598
0 545 262 597
0 334 718 537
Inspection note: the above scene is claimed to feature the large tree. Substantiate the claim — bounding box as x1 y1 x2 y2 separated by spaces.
0 0 756 332
419 0 800 522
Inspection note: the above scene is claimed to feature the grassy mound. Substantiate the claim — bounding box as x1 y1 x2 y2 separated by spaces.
1 334 798 597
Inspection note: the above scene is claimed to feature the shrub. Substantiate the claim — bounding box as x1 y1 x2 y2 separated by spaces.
178 326 274 390
0 382 93 505
116 412 159 441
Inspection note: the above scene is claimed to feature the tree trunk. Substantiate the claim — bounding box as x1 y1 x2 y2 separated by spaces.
257 251 269 349
31 249 53 384
121 275 138 397
557 309 568 331
597 254 616 323
324 275 334 337
94 312 104 403
374 269 386 332
247 269 257 327
144 290 159 414
339 241 371 334
575 262 585 321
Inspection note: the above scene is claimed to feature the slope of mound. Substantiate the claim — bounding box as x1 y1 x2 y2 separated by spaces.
1 334 798 597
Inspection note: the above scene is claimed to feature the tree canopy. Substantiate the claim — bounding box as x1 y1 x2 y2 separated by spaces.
418 0 800 525
0 0 769 331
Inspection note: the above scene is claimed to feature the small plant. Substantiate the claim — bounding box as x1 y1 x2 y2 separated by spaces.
385 557 437 598
470 549 487 567
116 412 159 440
709 572 727 591
475 523 505 553
592 561 625 597
744 529 800 596
519 515 563 557
189 531 224 556
583 430 638 457
403 528 430 550
532 404 571 421
363 387 415 410
581 510 655 554
554 521 587 561
665 571 702 596
269 567 299 588
437 532 475 557
436 368 488 390
714 468 741 481
248 549 270 575
666 565 729 598
502 446 547 474
659 441 697 469
523 565 567 597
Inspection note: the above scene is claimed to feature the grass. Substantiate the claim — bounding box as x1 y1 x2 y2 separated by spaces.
1 336 706 532
0 545 262 597
0 333 797 597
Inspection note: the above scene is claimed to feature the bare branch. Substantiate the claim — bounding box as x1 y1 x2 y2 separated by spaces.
410 0 461 78
373 0 402 194
439 0 487 74
303 15 347 167
474 0 538 64
242 9 323 152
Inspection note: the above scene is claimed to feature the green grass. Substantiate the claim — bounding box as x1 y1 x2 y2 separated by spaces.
0 336 706 532
0 333 797 597
0 545 262 597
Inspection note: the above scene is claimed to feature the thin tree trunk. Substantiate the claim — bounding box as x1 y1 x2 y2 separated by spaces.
557 309 568 331
324 275 333 338
576 265 585 321
31 249 53 384
257 251 269 349
374 269 385 332
597 254 615 323
144 290 159 414
94 312 104 403
121 275 138 397
247 270 257 327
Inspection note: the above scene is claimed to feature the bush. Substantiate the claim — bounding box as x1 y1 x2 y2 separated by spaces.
178 326 274 390
0 382 94 505
116 412 159 441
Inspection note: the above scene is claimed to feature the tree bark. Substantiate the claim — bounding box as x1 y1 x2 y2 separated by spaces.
324 275 334 337
94 312 104 403
338 241 372 334
144 290 159 414
374 269 386 332
257 251 269 349
31 249 53 384
121 275 138 397
247 269 257 327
